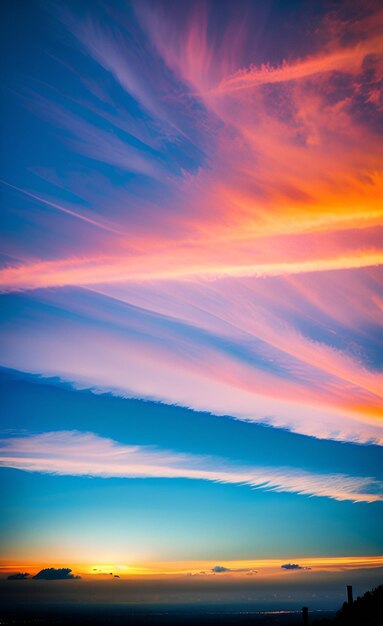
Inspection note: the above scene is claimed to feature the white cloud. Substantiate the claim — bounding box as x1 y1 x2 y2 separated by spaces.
0 431 381 503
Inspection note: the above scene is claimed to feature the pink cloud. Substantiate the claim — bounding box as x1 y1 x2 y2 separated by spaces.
1 1 382 447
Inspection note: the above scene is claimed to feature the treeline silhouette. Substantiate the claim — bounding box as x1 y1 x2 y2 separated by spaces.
314 585 382 625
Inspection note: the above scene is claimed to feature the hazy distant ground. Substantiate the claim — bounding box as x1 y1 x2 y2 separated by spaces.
1 573 382 625
1 571 381 624
0 605 336 625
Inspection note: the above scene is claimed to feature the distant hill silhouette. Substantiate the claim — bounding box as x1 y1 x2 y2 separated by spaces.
314 585 382 625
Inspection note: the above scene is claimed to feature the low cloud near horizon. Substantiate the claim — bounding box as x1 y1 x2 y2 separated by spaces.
7 573 30 580
33 568 80 580
7 568 80 581
281 564 312 571
212 565 257 574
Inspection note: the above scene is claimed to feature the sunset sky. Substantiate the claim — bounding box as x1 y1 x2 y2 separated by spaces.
0 0 382 611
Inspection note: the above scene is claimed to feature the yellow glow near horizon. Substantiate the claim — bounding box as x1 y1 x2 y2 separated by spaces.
2 555 382 578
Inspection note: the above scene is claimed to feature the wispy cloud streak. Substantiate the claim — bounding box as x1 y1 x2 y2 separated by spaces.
0 179 119 234
211 40 383 94
1 431 381 503
1 250 382 293
1 274 382 444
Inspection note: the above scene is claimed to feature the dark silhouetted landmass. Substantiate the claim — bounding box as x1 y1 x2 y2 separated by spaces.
314 585 382 625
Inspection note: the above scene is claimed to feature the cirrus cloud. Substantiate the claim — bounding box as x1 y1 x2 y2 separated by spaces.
0 431 381 504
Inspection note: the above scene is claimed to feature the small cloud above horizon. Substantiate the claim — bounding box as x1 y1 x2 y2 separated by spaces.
7 572 30 580
212 565 257 574
281 563 311 571
212 566 231 573
33 568 81 580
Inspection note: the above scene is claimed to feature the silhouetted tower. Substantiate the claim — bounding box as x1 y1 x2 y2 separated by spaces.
347 585 354 605
302 606 309 625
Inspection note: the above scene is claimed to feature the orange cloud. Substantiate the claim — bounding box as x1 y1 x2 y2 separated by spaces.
1 0 382 446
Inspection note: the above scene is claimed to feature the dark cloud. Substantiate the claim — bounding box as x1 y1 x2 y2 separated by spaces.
33 568 80 580
281 563 311 570
212 566 231 573
7 572 30 580
211 565 257 574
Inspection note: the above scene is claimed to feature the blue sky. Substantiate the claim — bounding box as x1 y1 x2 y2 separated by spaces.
1 367 382 566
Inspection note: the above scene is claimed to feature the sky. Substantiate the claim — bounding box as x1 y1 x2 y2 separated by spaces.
0 0 382 612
